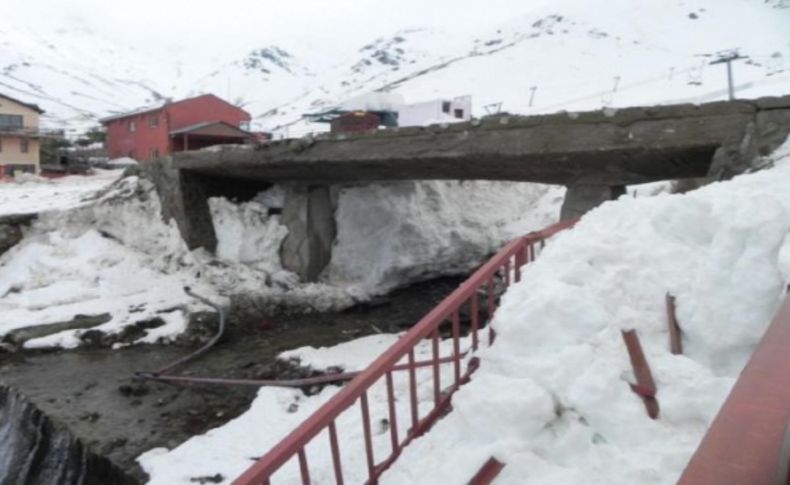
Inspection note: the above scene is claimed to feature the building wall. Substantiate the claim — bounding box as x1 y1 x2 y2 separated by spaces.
104 109 169 162
104 94 251 163
398 96 472 127
0 98 40 128
0 137 40 168
0 97 41 171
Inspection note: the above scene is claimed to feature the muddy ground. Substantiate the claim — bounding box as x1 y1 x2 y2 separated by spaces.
0 276 462 483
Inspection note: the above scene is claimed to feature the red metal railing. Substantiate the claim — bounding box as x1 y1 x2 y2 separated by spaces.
234 219 577 485
679 296 790 484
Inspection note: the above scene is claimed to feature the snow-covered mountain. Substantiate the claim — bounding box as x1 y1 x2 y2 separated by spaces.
1 0 788 137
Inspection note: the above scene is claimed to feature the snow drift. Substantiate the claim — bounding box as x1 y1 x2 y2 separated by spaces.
0 172 562 348
382 141 790 484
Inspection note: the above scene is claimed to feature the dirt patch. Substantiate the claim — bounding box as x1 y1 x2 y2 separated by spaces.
0 276 462 483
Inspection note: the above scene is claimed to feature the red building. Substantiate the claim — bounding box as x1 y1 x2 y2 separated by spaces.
329 111 382 133
101 94 252 162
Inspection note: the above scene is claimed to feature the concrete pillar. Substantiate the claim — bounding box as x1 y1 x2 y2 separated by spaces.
145 160 218 252
560 183 625 220
280 185 336 282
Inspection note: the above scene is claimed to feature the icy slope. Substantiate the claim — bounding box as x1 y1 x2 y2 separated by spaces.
381 142 790 484
1 0 787 134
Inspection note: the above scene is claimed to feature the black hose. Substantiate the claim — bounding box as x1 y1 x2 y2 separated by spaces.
134 286 226 379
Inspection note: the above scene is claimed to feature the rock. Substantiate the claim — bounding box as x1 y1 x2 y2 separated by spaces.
5 313 112 347
0 214 35 256
189 474 224 484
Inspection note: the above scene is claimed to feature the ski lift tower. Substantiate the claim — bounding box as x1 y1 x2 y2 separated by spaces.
709 50 749 101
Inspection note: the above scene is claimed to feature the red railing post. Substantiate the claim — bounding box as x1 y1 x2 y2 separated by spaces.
297 448 310 485
470 293 480 351
452 310 461 385
621 330 659 419
328 421 344 485
385 371 399 453
359 392 375 481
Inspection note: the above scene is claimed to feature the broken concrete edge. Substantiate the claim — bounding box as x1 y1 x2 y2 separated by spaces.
0 385 138 484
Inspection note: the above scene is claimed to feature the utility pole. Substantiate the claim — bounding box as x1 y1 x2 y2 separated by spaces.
709 51 748 100
528 86 537 107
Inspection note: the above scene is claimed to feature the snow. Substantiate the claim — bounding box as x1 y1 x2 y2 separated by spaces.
0 170 120 217
209 195 288 272
0 171 562 348
381 141 790 484
139 142 790 484
0 176 214 348
105 157 138 166
326 181 564 294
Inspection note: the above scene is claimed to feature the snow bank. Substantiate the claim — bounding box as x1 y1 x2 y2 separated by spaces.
0 169 120 217
326 181 564 294
0 176 214 348
0 229 196 348
209 191 288 273
382 141 790 484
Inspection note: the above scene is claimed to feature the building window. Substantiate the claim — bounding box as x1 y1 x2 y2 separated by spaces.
0 114 23 130
20 138 29 153
128 150 134 159
454 108 464 119
128 120 137 132
442 101 451 114
149 147 160 159
149 115 159 128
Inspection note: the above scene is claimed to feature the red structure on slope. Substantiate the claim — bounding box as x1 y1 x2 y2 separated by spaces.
101 94 252 163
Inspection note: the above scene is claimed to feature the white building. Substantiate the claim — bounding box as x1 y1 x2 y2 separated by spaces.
397 95 472 127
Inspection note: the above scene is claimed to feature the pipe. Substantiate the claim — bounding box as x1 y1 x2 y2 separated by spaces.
135 286 226 379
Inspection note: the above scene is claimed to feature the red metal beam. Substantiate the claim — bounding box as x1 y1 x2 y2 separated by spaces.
621 330 659 419
468 457 506 485
679 297 790 485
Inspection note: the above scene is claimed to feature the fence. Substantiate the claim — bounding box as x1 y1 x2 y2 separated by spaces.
234 219 577 485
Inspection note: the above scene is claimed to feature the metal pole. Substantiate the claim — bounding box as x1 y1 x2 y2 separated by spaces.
528 86 537 107
709 52 747 101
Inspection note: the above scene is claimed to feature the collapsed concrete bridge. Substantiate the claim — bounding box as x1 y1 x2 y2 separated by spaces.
147 95 790 281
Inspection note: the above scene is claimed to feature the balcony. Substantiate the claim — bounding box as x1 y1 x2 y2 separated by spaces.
0 126 63 138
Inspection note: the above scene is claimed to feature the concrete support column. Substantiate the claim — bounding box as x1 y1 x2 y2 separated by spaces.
145 160 218 252
560 183 625 220
280 185 337 282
